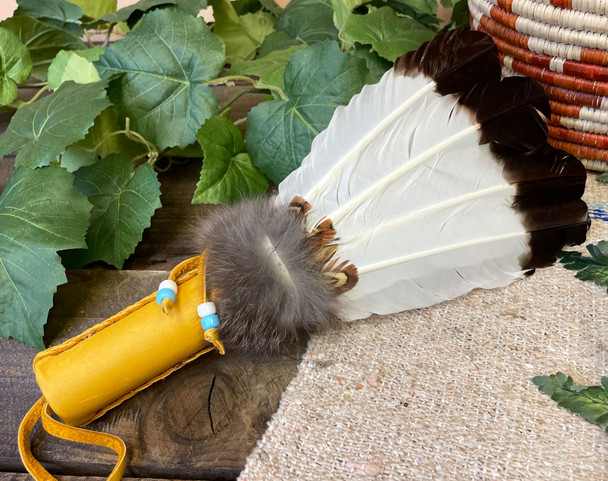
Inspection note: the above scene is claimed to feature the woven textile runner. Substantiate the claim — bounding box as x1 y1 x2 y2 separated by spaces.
238 180 608 481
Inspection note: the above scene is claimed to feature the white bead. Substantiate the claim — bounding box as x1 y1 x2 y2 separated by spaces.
158 279 178 294
197 302 217 318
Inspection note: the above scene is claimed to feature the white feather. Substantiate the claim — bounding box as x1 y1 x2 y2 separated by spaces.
277 67 532 320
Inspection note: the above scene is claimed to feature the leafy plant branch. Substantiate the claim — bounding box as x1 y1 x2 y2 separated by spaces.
206 75 289 100
0 0 467 348
69 117 159 166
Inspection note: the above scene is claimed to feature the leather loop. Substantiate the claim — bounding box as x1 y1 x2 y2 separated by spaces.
18 396 127 481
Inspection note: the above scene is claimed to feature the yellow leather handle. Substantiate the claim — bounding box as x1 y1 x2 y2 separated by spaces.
18 397 127 481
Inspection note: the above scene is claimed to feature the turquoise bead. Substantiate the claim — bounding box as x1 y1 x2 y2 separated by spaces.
156 287 176 306
201 314 220 330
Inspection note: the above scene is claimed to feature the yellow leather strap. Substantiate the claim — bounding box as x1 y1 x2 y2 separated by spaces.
18 397 126 481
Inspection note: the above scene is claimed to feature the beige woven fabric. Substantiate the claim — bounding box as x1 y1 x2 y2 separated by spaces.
240 178 608 481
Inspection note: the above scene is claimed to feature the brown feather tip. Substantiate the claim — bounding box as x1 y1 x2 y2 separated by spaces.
192 196 346 354
289 195 311 217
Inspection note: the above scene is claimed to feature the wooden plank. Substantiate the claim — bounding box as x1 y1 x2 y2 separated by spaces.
1 270 302 480
0 83 292 480
1 474 197 481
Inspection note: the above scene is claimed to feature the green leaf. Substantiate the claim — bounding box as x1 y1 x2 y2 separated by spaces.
60 106 148 172
330 0 365 31
447 0 470 29
440 0 460 9
47 47 104 90
210 0 274 63
232 0 263 15
68 0 117 18
100 0 184 29
259 29 304 57
398 0 438 15
0 16 86 80
246 40 367 184
228 45 304 90
16 0 83 23
368 0 440 27
15 0 84 34
533 373 608 431
0 28 32 106
0 81 110 168
95 9 225 149
342 7 436 62
77 0 199 27
175 0 208 16
193 115 268 204
259 0 283 15
240 12 276 44
351 48 392 84
0 166 91 348
64 155 162 269
275 0 339 43
597 172 608 183
559 241 608 293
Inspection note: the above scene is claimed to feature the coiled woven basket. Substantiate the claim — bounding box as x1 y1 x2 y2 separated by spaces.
468 0 608 172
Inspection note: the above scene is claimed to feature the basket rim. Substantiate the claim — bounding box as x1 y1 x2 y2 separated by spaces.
469 0 608 50
488 0 608 35
471 6 608 65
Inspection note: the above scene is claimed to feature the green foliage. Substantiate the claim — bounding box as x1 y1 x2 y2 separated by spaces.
0 0 458 347
175 0 209 16
559 242 608 293
352 49 393 83
259 30 305 56
193 115 268 203
95 9 225 149
63 155 162 269
0 29 32 106
228 46 304 89
0 166 91 349
100 0 178 27
533 373 608 432
246 41 368 183
0 81 110 168
0 15 86 80
275 0 339 43
14 0 84 34
597 172 608 183
60 107 148 172
210 0 274 63
342 7 436 61
331 0 366 31
69 0 117 19
47 48 104 90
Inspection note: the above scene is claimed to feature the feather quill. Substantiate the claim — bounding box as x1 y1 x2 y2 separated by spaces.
195 30 588 352
277 29 589 321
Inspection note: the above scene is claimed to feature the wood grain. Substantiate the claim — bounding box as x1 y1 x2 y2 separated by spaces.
1 270 302 480
0 475 195 481
0 85 299 480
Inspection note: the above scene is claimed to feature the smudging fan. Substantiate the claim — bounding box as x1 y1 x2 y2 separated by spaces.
200 29 589 351
18 30 589 480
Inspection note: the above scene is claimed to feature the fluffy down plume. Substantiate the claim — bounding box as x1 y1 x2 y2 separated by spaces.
194 197 337 354
194 29 589 353
278 28 589 321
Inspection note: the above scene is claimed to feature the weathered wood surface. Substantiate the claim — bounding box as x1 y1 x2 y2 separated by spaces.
0 87 301 480
1 475 193 481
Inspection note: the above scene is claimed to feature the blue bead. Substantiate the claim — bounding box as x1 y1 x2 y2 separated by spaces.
156 287 176 306
201 314 220 330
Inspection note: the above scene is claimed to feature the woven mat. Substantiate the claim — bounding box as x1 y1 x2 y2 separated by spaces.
240 178 608 481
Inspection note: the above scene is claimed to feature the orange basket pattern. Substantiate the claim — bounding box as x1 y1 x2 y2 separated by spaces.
469 0 608 171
